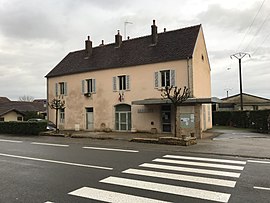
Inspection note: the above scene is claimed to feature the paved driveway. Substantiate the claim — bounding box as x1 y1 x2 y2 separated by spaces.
212 128 270 140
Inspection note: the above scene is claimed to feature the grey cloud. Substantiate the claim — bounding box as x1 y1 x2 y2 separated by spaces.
0 0 82 42
0 0 269 100
196 3 266 32
209 49 235 61
0 4 54 40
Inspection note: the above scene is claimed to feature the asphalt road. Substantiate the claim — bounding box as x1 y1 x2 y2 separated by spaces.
0 134 269 203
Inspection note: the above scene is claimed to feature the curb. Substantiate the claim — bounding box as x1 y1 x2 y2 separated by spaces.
131 137 197 146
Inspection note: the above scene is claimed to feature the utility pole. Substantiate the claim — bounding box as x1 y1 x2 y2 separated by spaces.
124 21 133 40
230 53 250 111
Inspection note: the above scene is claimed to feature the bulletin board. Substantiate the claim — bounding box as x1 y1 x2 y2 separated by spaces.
180 113 195 129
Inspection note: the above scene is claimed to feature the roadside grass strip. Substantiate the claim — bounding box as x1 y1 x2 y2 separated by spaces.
100 176 231 203
122 168 236 187
140 163 241 178
31 142 69 147
153 158 244 170
69 187 172 203
83 146 138 153
163 155 246 165
0 153 113 170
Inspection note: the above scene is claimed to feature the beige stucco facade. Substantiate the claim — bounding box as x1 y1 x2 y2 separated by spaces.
47 27 212 138
0 111 24 122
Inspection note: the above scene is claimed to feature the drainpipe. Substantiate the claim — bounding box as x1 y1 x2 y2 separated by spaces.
46 79 49 121
187 57 193 97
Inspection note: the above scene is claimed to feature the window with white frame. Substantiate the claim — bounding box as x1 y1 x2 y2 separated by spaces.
154 69 175 88
55 82 67 96
113 75 130 91
82 78 96 94
161 70 171 87
60 108 65 123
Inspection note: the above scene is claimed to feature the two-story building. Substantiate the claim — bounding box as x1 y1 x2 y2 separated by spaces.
46 20 213 138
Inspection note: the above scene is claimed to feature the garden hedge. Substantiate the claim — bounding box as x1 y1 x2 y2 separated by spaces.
213 110 270 133
0 121 47 135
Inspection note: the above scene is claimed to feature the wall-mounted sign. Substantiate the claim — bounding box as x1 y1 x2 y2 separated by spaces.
138 108 154 113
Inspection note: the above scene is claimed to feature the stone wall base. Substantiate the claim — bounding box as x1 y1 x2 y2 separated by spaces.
131 136 197 146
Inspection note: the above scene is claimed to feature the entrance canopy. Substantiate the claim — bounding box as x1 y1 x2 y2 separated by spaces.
132 97 221 105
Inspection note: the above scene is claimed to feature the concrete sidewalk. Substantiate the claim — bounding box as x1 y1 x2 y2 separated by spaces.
46 127 270 159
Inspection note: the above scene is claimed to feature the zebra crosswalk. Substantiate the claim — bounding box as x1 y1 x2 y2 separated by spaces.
68 154 247 202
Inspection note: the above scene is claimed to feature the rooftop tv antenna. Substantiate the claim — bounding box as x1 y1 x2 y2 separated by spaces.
124 21 133 40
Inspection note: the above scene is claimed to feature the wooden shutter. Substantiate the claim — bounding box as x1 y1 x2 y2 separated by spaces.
113 76 117 91
55 83 58 96
92 79 96 93
170 69 176 87
126 75 130 90
64 82 67 96
154 72 159 88
81 80 85 94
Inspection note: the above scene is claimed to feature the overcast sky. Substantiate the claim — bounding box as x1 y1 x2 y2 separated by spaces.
0 0 269 100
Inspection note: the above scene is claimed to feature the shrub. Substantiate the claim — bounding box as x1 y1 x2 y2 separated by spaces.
213 110 270 133
23 111 45 121
0 121 47 135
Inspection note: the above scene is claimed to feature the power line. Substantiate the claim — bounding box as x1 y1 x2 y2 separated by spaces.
244 9 270 52
236 0 266 52
252 29 270 55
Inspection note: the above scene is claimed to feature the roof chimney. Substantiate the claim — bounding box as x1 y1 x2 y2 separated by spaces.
99 40 105 46
115 30 122 47
85 36 92 56
151 20 158 45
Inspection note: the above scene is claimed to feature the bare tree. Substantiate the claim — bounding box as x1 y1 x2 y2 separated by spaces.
48 98 65 133
19 95 34 102
161 86 190 137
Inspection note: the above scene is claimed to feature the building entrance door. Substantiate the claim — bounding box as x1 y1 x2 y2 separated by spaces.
86 107 94 130
161 105 171 132
115 104 131 131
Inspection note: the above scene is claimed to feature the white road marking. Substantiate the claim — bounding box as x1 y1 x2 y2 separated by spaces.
69 187 171 203
140 163 241 178
100 177 231 203
254 186 270 191
0 139 23 143
153 158 244 170
31 142 69 147
164 155 246 165
0 153 113 170
123 168 236 188
248 160 270 164
44 201 54 203
83 146 138 153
